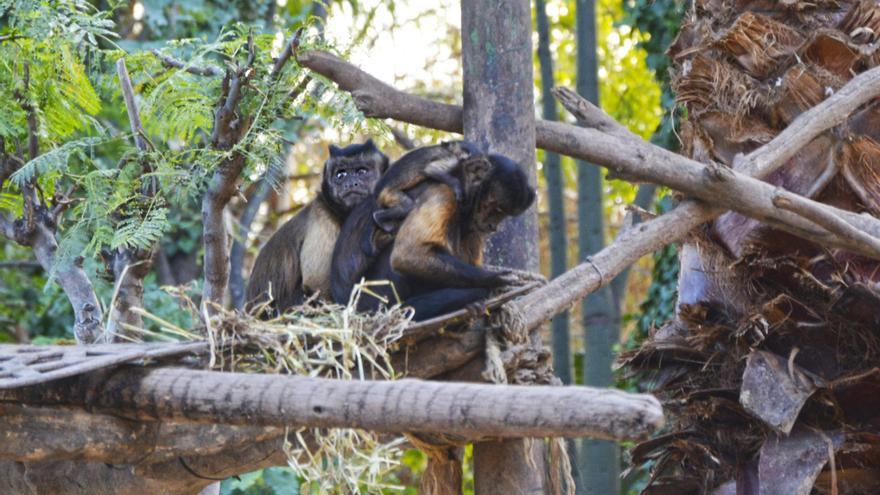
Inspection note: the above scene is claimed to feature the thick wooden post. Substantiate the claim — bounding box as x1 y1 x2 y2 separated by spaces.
461 0 544 493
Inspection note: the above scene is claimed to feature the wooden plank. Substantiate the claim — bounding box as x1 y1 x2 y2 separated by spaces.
0 342 207 389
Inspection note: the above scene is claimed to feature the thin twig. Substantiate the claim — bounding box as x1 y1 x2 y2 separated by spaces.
270 27 303 79
150 49 223 77
773 192 880 258
116 59 149 152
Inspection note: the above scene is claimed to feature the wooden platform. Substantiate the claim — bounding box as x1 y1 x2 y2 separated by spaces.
0 341 207 389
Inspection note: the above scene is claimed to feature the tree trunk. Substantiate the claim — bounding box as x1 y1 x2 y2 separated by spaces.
536 0 572 388
461 0 544 492
623 1 880 492
575 0 620 493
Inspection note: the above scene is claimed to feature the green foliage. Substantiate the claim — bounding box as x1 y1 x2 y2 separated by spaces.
221 467 301 495
0 1 363 345
9 137 104 187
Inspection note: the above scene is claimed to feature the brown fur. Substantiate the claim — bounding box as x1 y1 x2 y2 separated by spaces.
246 198 342 311
390 184 486 278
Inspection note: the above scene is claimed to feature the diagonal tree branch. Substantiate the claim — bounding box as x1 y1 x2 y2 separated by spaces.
150 49 224 77
106 59 158 340
297 49 880 330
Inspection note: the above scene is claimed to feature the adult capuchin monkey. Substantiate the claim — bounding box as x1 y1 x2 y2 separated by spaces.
246 139 388 314
330 147 535 321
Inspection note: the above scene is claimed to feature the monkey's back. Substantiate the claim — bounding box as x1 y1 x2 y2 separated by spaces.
246 199 340 312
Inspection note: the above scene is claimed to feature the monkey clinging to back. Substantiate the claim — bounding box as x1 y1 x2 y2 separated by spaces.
246 139 388 314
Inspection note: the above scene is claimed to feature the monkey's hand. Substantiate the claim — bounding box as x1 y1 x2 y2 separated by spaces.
372 210 400 233
490 269 523 287
451 182 464 202
464 299 488 319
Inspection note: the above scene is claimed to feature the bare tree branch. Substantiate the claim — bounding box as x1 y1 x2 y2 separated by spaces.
150 49 223 77
202 34 258 308
105 59 158 340
773 192 880 255
270 27 302 79
295 49 880 329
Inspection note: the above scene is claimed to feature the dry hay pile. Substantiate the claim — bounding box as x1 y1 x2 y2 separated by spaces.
622 0 880 492
136 284 414 493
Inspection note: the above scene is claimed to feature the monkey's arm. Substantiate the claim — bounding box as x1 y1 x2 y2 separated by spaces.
403 287 490 321
330 198 381 304
390 187 507 288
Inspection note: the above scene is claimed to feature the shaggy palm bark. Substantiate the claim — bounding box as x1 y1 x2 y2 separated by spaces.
624 1 880 493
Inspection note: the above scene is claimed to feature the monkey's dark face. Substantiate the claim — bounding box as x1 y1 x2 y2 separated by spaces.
471 154 536 234
321 140 389 213
325 158 381 208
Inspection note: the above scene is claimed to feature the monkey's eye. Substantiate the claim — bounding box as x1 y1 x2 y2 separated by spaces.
356 167 368 175
335 170 347 179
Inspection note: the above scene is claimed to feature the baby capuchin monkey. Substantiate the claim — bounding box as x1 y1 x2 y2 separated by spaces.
371 140 482 232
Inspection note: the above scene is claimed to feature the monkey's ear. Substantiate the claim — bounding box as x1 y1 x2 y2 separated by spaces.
329 144 342 156
363 138 376 151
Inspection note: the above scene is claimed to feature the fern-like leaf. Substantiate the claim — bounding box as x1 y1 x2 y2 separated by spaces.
9 136 103 187
111 207 169 251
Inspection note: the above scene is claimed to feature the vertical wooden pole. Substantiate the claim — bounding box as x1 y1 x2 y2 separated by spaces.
461 0 545 493
574 0 621 492
535 0 573 387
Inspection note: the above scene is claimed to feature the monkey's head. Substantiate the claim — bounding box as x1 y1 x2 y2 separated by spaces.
470 153 536 234
322 139 389 215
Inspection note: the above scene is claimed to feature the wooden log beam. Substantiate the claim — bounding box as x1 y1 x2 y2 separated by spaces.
299 50 880 260
1 367 664 442
0 403 282 463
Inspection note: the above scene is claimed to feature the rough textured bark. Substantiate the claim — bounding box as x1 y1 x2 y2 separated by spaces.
0 404 282 463
462 0 539 272
460 0 545 492
1 367 664 441
536 0 572 387
574 0 620 491
0 436 287 495
623 3 880 491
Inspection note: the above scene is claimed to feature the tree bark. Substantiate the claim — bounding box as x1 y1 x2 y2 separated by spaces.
536 0 572 387
1 367 664 441
460 0 545 492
